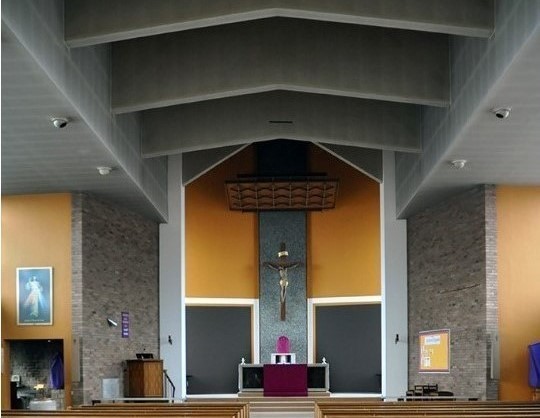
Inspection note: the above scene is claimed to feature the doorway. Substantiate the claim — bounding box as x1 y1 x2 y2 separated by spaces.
8 339 64 409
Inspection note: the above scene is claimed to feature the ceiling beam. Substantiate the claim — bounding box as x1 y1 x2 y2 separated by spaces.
66 0 494 47
113 18 449 113
315 143 383 183
182 145 248 186
140 91 421 157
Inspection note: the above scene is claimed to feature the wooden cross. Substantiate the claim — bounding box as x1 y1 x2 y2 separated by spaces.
263 242 301 321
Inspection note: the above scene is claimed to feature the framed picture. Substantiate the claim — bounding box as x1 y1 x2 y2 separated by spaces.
16 267 53 325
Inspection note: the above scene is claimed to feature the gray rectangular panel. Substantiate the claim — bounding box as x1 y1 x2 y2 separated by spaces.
186 306 251 394
315 304 381 393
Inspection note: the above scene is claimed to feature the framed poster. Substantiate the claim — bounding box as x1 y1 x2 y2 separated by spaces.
16 267 53 325
419 329 450 373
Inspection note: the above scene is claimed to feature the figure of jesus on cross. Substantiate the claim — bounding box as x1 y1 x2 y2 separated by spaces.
263 242 301 321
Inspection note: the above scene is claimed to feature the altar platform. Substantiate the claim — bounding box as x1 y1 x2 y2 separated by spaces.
186 394 382 418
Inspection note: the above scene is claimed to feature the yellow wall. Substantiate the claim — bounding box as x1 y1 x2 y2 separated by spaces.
1 194 73 408
185 147 258 298
497 186 540 400
308 146 381 297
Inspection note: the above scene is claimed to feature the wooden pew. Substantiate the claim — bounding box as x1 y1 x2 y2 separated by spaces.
315 400 540 418
1 413 241 418
315 401 540 418
2 401 249 418
79 401 249 418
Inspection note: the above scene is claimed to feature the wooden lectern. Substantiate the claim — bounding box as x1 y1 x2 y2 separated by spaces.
125 359 163 397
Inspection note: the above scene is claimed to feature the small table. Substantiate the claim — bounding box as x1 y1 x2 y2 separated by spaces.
263 364 307 396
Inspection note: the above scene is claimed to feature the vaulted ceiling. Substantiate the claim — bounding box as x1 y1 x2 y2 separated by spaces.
2 1 539 221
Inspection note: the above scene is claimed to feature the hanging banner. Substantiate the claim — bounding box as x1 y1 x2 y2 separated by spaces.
419 329 450 373
121 311 129 338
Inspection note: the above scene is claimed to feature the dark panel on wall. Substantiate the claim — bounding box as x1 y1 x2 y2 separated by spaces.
186 306 251 394
315 304 381 393
256 139 308 176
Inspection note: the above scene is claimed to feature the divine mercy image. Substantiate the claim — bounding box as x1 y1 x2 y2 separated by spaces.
17 267 53 325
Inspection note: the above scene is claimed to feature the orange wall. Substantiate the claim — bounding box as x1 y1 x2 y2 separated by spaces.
497 186 540 400
1 194 73 407
185 145 381 299
185 147 258 298
308 147 381 297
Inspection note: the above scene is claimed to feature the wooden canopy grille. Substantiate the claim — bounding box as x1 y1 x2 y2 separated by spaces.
225 177 339 211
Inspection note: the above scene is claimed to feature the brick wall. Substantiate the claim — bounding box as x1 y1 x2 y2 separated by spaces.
71 194 159 404
484 185 499 400
407 185 498 399
71 194 83 405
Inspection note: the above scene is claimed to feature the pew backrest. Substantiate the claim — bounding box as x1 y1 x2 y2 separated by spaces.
2 401 249 418
315 400 540 418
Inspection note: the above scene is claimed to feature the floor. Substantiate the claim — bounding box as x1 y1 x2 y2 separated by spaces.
244 399 315 418
186 394 382 418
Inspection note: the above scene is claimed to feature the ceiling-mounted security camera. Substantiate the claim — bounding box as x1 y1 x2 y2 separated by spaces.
50 117 69 128
450 159 467 169
97 166 113 176
491 107 511 119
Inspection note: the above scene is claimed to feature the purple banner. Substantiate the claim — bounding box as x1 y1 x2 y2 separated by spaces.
121 311 129 338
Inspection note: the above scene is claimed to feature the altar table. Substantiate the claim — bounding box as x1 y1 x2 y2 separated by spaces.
238 363 329 395
263 364 308 396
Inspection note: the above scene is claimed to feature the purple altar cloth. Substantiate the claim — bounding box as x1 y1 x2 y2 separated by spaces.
263 364 308 396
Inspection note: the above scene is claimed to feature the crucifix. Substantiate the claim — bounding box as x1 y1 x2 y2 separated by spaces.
263 242 301 321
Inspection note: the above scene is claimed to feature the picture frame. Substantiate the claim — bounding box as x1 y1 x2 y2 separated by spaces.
16 267 53 325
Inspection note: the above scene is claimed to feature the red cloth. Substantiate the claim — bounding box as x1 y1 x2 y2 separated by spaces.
263 364 308 396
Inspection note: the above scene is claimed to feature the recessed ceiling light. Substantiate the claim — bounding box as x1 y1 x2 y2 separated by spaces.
450 159 467 169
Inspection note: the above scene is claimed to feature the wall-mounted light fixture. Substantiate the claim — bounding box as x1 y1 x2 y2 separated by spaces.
107 318 118 327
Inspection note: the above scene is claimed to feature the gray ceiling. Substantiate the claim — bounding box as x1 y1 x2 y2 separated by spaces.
2 0 539 221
